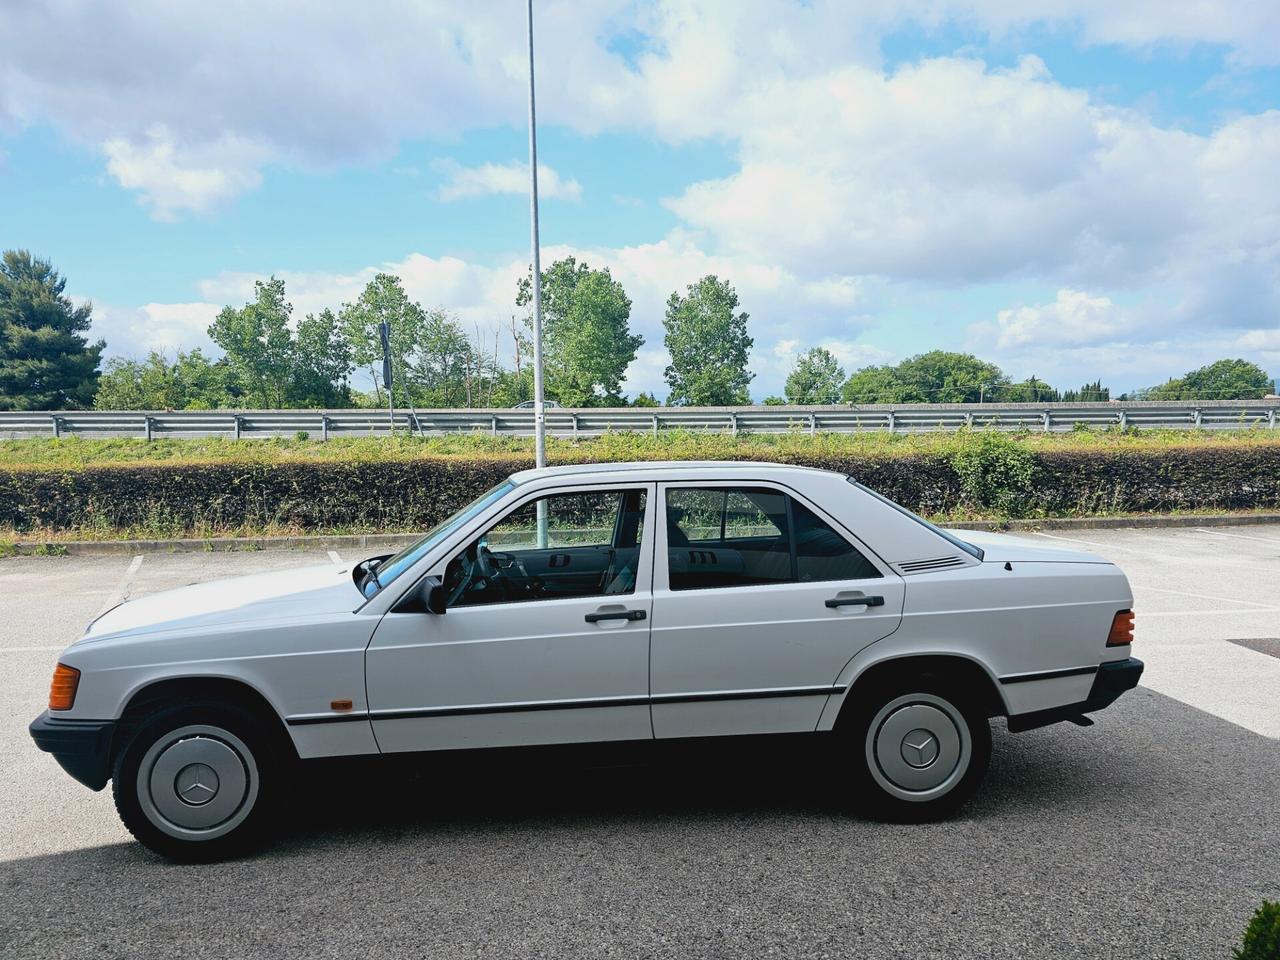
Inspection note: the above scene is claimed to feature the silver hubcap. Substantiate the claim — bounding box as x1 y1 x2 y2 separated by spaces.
136 725 258 841
865 693 971 802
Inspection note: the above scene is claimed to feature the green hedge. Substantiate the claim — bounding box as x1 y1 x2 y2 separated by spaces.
2 439 1279 535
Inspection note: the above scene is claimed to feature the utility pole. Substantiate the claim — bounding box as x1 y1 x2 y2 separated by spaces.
526 0 549 547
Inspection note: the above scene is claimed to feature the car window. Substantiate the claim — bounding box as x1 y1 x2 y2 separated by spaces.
446 488 646 607
666 486 880 591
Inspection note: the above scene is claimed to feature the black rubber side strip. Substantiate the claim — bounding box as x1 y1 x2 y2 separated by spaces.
288 685 848 726
999 664 1099 685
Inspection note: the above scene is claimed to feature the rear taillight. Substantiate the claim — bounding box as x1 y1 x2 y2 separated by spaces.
48 663 80 711
1107 610 1135 647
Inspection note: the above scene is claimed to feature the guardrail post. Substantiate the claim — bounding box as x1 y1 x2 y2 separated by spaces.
1193 407 1203 428
1269 408 1277 429
886 411 896 434
571 414 579 441
321 415 330 442
491 415 498 436
1118 410 1127 429
144 416 154 442
809 413 816 436
51 415 61 438
652 414 659 437
1042 410 1051 432
730 412 738 436
232 415 242 440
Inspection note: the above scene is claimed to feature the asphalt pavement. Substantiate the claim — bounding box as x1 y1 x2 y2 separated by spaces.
2 527 1278 960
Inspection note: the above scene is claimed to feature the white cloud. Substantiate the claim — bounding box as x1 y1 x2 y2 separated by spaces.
102 126 269 219
87 300 222 357
4 1 1278 216
432 159 582 202
974 288 1129 350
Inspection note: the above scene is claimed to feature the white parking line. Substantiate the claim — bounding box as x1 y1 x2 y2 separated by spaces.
327 550 342 564
1130 583 1275 608
1028 531 1275 570
1194 527 1280 546
95 555 143 616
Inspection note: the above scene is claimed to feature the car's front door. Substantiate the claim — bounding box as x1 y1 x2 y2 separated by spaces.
365 483 655 753
649 481 905 739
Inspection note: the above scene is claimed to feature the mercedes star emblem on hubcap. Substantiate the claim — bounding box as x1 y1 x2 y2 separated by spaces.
174 762 220 806
900 729 940 768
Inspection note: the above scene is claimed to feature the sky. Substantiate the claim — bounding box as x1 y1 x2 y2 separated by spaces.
1 0 1279 401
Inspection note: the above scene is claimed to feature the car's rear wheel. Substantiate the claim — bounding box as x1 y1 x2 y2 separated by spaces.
840 676 991 821
112 701 278 861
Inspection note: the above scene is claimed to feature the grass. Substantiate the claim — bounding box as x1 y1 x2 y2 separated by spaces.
3 425 1280 469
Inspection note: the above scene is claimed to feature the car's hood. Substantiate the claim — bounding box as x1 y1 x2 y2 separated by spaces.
944 528 1109 564
78 562 365 642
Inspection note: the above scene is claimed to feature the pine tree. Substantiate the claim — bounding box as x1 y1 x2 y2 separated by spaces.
0 250 104 409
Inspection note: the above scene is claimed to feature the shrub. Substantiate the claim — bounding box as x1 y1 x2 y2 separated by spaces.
2 440 1280 537
1235 901 1280 960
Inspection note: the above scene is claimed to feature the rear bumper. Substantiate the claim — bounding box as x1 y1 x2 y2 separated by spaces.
29 711 116 791
1007 657 1144 733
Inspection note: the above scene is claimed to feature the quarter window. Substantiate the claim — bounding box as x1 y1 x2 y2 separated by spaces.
665 487 880 591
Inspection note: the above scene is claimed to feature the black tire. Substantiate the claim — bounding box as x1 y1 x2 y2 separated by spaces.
112 700 280 862
838 673 991 822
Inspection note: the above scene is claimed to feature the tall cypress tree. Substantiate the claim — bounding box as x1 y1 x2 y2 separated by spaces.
0 250 104 410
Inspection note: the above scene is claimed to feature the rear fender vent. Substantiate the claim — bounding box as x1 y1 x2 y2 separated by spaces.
897 555 966 574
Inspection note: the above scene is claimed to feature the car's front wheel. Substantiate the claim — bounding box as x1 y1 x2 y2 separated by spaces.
112 701 278 861
841 676 991 821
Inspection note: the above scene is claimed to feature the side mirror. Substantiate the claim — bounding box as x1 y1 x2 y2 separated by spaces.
422 575 447 615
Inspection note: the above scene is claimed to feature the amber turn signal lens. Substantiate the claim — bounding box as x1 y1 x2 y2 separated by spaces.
1107 609 1135 647
48 663 80 711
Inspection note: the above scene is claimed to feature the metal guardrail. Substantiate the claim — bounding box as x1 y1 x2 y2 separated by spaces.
0 401 1277 440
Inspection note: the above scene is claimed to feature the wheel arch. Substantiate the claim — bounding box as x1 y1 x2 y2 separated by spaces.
113 675 298 765
826 652 1008 731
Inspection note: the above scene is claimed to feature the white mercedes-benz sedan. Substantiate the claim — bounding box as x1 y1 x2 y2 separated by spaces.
31 461 1141 860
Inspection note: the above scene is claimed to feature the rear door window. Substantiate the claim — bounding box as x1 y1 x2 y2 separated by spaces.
665 486 880 591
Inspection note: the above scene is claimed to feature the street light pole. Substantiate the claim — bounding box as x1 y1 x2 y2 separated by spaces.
526 0 549 549
526 0 547 472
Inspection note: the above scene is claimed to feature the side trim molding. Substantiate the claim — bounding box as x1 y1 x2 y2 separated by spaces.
999 664 1099 685
284 685 846 727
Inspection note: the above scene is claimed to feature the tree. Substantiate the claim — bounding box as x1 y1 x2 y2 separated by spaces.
0 250 104 409
293 308 353 407
517 257 642 406
1060 380 1110 402
339 273 427 407
1144 359 1275 400
407 309 475 406
842 351 1008 403
762 395 787 405
785 347 845 404
630 391 660 407
95 349 236 410
207 278 296 408
1000 375 1059 403
663 275 754 406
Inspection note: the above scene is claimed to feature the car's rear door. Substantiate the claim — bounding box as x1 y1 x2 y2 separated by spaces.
649 480 905 738
365 482 655 752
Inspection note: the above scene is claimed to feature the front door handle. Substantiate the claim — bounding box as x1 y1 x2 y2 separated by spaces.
585 609 647 623
825 595 885 609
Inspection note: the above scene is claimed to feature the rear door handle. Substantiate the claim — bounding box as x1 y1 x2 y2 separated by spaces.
585 609 647 623
825 595 885 608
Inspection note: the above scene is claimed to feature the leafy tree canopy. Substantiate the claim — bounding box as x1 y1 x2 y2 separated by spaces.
663 275 754 406
1143 358 1275 400
785 347 845 404
517 257 642 406
0 250 104 410
95 349 237 410
843 351 1010 403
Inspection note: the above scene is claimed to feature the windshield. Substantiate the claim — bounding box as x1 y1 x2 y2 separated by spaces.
363 480 515 597
850 479 984 560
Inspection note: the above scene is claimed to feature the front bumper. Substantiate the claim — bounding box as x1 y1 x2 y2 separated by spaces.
29 711 117 791
1007 657 1144 733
